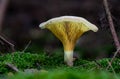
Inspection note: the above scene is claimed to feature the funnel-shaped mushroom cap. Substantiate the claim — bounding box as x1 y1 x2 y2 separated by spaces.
39 16 98 51
39 16 98 66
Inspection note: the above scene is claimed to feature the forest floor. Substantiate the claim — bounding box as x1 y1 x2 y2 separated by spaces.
0 52 120 79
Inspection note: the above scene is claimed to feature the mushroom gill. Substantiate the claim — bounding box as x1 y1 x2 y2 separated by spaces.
39 16 98 66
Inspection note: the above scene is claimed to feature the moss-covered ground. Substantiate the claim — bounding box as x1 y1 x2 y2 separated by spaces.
0 52 120 79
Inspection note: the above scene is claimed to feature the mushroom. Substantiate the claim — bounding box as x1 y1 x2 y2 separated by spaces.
39 16 98 66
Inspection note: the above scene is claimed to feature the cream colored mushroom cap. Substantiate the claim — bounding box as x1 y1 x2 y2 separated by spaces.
39 16 98 32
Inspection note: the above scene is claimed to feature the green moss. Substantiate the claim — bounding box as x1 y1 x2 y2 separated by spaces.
0 52 46 73
98 58 120 73
0 52 120 74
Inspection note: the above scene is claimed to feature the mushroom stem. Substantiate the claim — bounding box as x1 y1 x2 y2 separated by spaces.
63 42 75 66
64 51 73 66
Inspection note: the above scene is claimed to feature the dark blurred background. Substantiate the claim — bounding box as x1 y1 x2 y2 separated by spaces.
0 0 120 59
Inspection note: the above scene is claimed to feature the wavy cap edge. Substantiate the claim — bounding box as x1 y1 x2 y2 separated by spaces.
39 16 98 32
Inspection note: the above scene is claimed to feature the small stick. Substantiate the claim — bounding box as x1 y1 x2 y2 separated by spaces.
6 63 19 72
106 47 120 69
103 0 120 75
22 40 31 52
106 60 118 79
103 0 120 53
94 60 102 68
87 67 96 72
0 35 15 52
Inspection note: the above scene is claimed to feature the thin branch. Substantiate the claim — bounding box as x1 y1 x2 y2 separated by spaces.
106 47 120 70
0 0 14 53
6 63 19 72
87 67 96 72
106 60 118 79
94 60 102 68
0 35 15 52
22 40 31 52
103 0 120 53
0 0 9 32
103 0 120 72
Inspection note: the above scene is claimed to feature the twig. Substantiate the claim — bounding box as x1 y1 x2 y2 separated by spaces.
103 0 120 70
87 67 96 72
106 47 120 69
94 60 102 68
22 40 31 52
0 35 15 52
6 63 19 72
106 60 118 79
103 0 120 53
0 0 9 32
